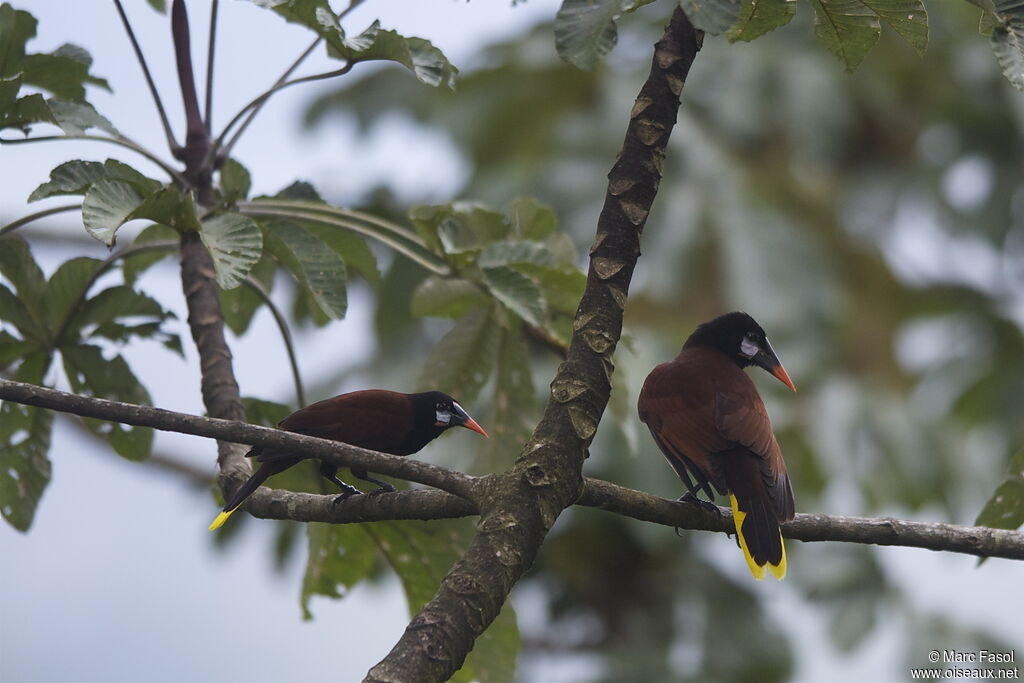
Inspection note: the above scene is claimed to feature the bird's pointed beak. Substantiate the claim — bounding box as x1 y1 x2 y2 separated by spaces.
460 416 489 438
754 339 797 392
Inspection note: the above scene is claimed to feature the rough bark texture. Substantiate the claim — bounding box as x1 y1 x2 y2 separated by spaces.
366 9 704 682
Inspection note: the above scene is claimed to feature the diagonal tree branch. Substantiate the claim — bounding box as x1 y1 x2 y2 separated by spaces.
3 378 1022 559
366 9 705 681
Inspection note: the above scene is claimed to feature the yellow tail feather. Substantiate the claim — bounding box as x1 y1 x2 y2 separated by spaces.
208 508 235 531
729 494 786 581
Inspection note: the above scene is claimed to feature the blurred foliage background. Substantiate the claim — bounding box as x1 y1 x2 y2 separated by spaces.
4 0 1023 680
292 2 1023 680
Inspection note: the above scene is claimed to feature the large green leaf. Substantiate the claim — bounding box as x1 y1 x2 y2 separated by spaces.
0 350 53 532
861 0 928 54
61 344 153 461
554 0 633 71
48 99 117 135
28 159 109 201
43 256 103 332
199 213 264 290
809 0 881 71
991 0 1024 91
728 0 798 42
300 523 378 619
81 179 145 245
679 0 744 36
129 185 200 232
0 4 35 77
299 221 379 287
411 276 488 319
263 219 347 320
219 158 251 204
219 250 277 336
331 20 458 89
480 266 547 329
64 285 174 344
418 306 500 401
975 449 1024 531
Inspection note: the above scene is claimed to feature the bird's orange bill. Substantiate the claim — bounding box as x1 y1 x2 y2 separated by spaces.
461 416 489 438
770 363 797 393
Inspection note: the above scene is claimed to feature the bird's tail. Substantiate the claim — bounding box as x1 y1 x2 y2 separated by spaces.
729 493 786 580
208 462 274 531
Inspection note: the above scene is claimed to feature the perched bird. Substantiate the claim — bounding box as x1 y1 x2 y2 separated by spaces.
208 390 487 531
637 312 797 580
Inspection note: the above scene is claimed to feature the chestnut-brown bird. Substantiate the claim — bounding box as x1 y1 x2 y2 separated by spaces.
208 390 487 530
638 312 796 580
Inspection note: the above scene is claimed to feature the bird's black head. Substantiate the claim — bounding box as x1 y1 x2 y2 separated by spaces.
409 391 489 438
684 312 797 391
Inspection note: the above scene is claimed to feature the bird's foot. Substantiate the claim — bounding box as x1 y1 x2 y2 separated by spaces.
331 488 363 506
368 483 397 496
676 492 723 517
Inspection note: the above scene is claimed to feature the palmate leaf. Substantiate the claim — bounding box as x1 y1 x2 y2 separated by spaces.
809 0 881 71
554 0 633 71
62 344 153 461
417 306 500 402
728 0 797 42
300 523 377 620
199 213 264 290
0 350 53 532
263 219 347 320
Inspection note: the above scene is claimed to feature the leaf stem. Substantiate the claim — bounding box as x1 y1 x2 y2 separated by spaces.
0 133 187 185
0 204 83 236
112 0 179 153
238 203 451 276
204 0 219 132
241 275 306 407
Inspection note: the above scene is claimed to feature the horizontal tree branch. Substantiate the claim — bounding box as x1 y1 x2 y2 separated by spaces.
0 378 478 501
4 378 1023 560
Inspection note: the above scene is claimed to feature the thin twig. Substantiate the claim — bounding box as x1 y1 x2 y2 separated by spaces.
215 62 352 163
240 275 306 407
0 134 186 185
204 0 219 133
0 204 83 236
238 203 451 276
112 0 179 153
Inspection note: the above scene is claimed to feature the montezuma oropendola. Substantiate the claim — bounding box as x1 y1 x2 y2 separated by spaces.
208 390 487 530
637 312 796 580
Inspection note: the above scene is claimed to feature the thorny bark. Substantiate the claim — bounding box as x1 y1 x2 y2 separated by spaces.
366 9 704 682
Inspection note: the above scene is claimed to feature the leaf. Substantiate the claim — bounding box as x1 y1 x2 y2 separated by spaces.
43 256 103 332
28 159 109 201
300 523 377 619
220 158 251 203
0 283 45 343
991 0 1024 91
411 277 489 319
679 0 744 36
0 330 34 370
264 219 347 320
0 5 36 76
0 90 57 131
299 222 380 287
64 285 174 344
0 350 53 532
728 0 798 42
554 0 630 71
129 185 200 232
199 213 264 290
480 266 547 329
123 224 179 286
508 196 558 240
46 99 118 135
478 241 558 269
19 47 108 101
861 0 928 55
0 235 46 308
61 344 153 461
476 320 537 471
409 202 508 254
241 396 293 427
219 251 276 336
418 306 499 401
809 0 881 72
333 21 458 89
975 449 1024 530
81 179 145 245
